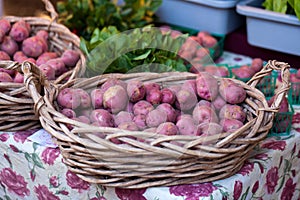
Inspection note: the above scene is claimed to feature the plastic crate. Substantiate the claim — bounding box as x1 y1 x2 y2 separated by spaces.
268 99 294 137
229 64 278 97
288 69 300 105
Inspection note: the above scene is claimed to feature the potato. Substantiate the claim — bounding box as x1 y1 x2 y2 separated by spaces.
220 118 244 132
133 114 147 130
103 85 128 114
101 78 127 93
90 109 115 127
195 72 218 101
36 30 49 41
61 49 80 67
156 103 177 123
145 89 162 105
144 82 161 93
192 104 219 124
127 80 146 102
195 48 209 59
90 88 104 109
181 79 197 94
13 51 27 62
114 111 134 126
38 64 55 80
267 95 289 113
36 52 58 66
57 88 81 109
76 115 91 124
219 79 246 104
46 58 67 76
133 100 154 116
156 122 178 136
232 65 256 79
176 116 197 136
219 104 246 123
0 30 5 43
175 89 198 111
272 117 290 133
211 95 226 112
161 88 176 104
13 72 24 83
0 19 11 34
146 109 168 128
61 108 77 118
0 51 10 61
204 65 229 77
75 88 91 108
0 72 13 82
118 121 139 131
194 122 223 137
9 20 30 42
251 58 263 72
1 36 18 56
22 36 48 58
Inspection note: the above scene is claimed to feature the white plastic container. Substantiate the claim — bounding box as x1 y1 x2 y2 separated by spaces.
237 0 300 56
155 0 245 35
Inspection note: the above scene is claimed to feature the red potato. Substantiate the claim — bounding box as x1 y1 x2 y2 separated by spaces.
195 72 218 101
0 51 10 61
13 51 27 62
219 79 246 104
220 118 244 132
146 89 162 105
178 50 194 61
195 48 209 59
232 65 256 79
13 72 24 83
75 88 91 108
219 104 246 123
90 88 104 109
101 78 127 93
46 58 67 76
133 100 154 116
176 116 197 136
156 122 178 136
113 111 134 126
61 49 80 67
204 65 229 77
189 63 205 74
36 52 58 66
0 19 11 34
197 99 214 108
156 103 177 123
76 115 91 124
0 29 5 43
118 121 139 131
36 30 49 41
9 20 30 42
212 95 226 112
127 80 146 102
268 95 289 113
90 109 115 127
0 72 13 82
144 82 161 93
251 58 263 72
133 114 147 130
61 108 77 118
38 64 55 80
22 36 48 58
175 89 198 111
146 109 168 128
24 57 36 64
161 88 176 104
125 101 134 113
194 122 223 138
0 68 14 76
103 85 128 114
181 79 197 94
192 104 219 124
201 35 217 48
168 85 181 94
1 36 18 56
57 88 81 109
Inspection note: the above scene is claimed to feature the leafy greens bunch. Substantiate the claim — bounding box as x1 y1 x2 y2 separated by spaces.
262 0 300 20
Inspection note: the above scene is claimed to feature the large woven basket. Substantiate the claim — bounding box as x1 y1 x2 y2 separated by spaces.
0 0 86 131
23 60 290 189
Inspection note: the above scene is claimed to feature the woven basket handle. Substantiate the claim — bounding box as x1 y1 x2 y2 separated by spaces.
41 0 59 22
247 60 290 110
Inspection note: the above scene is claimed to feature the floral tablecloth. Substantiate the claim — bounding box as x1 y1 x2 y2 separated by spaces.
1 52 300 200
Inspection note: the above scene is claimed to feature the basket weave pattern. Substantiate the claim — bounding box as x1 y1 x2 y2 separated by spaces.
23 60 290 188
0 0 86 131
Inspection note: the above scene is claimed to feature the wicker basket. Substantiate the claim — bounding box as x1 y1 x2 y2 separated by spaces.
23 60 290 189
0 0 86 131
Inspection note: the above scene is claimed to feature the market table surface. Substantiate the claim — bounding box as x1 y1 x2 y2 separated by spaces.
0 52 299 200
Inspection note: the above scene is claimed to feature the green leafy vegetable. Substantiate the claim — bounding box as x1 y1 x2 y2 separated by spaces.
262 0 300 20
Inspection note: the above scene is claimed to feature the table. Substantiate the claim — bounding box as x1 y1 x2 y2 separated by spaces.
1 52 300 200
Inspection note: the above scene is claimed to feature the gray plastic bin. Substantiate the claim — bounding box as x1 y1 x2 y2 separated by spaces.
155 0 245 35
237 0 300 56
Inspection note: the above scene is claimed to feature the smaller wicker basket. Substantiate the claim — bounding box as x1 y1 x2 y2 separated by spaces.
23 60 290 189
0 0 86 131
